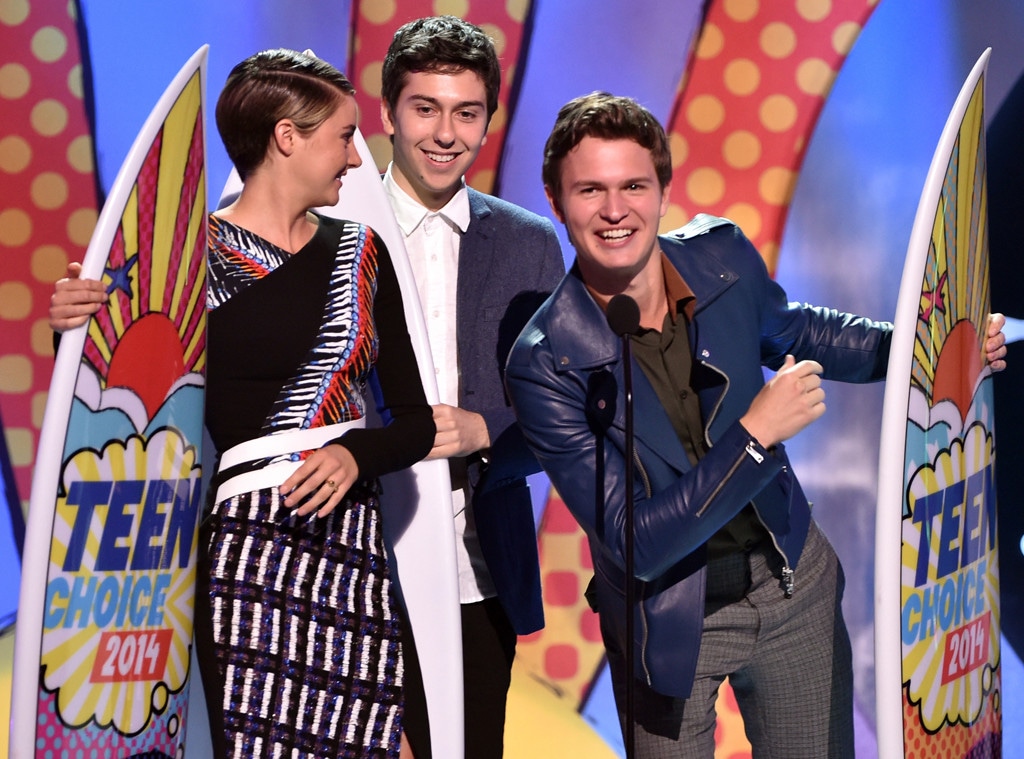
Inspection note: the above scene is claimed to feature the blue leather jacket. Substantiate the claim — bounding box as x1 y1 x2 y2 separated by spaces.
505 216 891 698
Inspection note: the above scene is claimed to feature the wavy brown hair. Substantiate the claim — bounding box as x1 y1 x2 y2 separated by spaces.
543 92 672 202
216 49 355 180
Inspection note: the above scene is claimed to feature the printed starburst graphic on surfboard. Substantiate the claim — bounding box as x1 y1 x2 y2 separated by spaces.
83 70 207 427
897 59 1001 756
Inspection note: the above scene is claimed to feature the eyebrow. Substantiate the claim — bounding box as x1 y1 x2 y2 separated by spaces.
407 94 486 111
569 176 654 189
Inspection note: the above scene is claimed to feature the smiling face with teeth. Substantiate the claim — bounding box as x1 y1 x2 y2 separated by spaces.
381 69 490 212
291 96 362 211
547 135 671 299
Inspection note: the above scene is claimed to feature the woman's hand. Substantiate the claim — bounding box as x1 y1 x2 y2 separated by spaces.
50 262 107 332
280 443 359 517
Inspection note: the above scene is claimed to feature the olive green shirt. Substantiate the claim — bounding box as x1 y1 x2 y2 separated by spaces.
629 254 767 560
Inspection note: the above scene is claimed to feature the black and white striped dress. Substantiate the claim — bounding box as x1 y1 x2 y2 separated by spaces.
197 214 433 758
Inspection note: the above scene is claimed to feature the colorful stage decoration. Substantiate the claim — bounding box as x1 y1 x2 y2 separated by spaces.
0 0 99 523
875 48 1001 759
664 0 880 272
10 47 208 758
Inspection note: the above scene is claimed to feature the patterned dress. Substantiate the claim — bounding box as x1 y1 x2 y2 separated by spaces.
197 214 433 758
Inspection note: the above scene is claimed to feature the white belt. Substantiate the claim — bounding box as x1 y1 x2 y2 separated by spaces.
214 420 365 505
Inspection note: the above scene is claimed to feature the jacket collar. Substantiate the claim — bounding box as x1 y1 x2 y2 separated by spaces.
466 187 492 226
544 264 621 371
544 232 739 372
661 230 739 318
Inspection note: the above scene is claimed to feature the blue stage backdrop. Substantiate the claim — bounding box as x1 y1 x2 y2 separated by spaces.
0 409 23 633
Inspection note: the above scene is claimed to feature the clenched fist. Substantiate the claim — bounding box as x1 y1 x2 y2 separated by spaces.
739 355 825 449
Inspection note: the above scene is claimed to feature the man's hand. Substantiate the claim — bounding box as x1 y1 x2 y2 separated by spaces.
50 262 107 332
280 443 359 518
740 355 826 449
425 403 490 460
986 313 1008 372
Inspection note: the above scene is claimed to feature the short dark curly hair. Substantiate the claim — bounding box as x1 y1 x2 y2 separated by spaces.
216 48 355 181
381 15 501 122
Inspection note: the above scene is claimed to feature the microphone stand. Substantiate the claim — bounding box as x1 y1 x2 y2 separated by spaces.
622 328 636 759
606 294 640 759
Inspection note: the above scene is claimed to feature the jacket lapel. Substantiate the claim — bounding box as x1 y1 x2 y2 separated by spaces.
546 268 691 474
456 189 495 333
629 361 691 474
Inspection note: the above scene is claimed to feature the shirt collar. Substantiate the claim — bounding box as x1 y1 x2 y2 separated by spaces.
661 251 697 322
383 163 471 235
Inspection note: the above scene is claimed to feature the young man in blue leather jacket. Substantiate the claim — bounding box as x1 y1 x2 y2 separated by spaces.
504 92 1007 757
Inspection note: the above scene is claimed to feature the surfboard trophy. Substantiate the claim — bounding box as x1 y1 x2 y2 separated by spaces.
875 48 1001 759
11 47 209 758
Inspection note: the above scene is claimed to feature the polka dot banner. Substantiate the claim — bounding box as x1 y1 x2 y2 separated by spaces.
664 0 880 275
0 0 99 511
347 0 533 193
514 493 604 707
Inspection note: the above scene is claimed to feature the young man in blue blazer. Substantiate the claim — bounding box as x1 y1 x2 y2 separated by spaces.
380 16 565 758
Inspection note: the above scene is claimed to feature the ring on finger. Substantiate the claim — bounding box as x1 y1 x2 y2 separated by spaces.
325 478 337 492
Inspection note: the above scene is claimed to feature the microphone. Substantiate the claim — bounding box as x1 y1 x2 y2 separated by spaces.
606 292 639 759
606 293 640 337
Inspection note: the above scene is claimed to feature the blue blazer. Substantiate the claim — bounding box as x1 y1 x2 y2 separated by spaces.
458 188 565 635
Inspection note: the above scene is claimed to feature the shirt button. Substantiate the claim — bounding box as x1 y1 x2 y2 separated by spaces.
560 356 569 366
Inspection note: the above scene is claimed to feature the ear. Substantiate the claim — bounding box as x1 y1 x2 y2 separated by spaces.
544 185 565 223
659 182 672 218
273 119 297 156
380 101 396 137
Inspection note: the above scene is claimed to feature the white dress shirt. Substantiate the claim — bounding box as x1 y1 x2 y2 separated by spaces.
383 165 496 604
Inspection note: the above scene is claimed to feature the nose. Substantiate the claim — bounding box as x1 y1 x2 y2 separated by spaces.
347 143 363 171
433 113 455 149
600 190 628 223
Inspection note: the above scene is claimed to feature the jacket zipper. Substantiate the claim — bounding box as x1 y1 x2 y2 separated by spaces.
695 359 742 517
699 359 729 443
698 358 794 595
631 448 654 684
750 498 794 597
